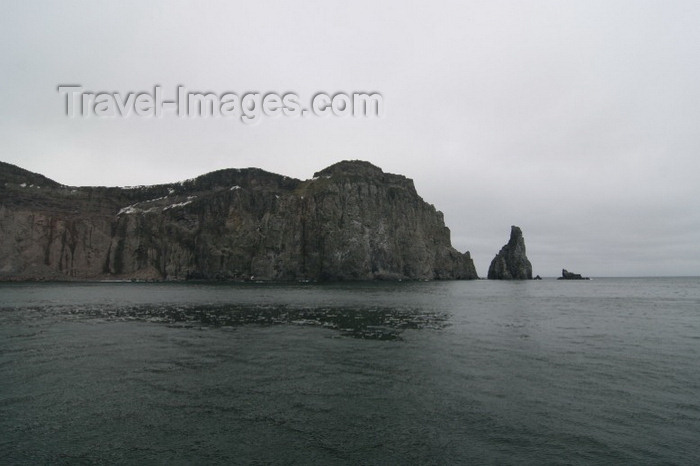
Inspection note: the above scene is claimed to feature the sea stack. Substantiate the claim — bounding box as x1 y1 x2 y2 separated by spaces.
487 225 533 280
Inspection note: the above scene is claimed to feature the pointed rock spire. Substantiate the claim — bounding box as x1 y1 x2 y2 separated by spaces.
487 225 533 280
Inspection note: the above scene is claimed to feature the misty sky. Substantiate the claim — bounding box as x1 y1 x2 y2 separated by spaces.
2 1 699 277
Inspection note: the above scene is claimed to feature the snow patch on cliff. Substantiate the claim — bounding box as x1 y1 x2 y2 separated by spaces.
162 200 193 211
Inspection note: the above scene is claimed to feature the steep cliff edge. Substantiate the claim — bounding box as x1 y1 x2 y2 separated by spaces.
0 160 477 281
487 225 533 280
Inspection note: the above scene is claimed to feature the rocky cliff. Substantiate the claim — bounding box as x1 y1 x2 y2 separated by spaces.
487 225 533 280
0 160 478 281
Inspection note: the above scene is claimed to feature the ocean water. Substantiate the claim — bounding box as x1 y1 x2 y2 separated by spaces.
1 278 699 464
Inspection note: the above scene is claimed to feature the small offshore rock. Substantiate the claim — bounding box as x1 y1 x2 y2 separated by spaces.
558 269 590 280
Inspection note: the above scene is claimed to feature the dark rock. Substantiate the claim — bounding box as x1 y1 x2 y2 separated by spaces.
557 269 589 280
0 160 478 281
534 275 542 280
487 225 533 280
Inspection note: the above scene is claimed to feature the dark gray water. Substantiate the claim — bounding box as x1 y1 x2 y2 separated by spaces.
1 278 699 464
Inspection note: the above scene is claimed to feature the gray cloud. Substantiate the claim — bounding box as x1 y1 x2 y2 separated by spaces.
2 0 699 276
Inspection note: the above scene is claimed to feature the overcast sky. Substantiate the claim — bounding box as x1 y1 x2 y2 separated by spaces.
2 1 699 277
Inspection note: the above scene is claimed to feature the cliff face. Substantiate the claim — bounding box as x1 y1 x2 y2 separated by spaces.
487 225 532 280
0 160 477 281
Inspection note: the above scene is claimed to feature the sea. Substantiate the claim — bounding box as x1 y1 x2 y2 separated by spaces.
1 278 699 465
